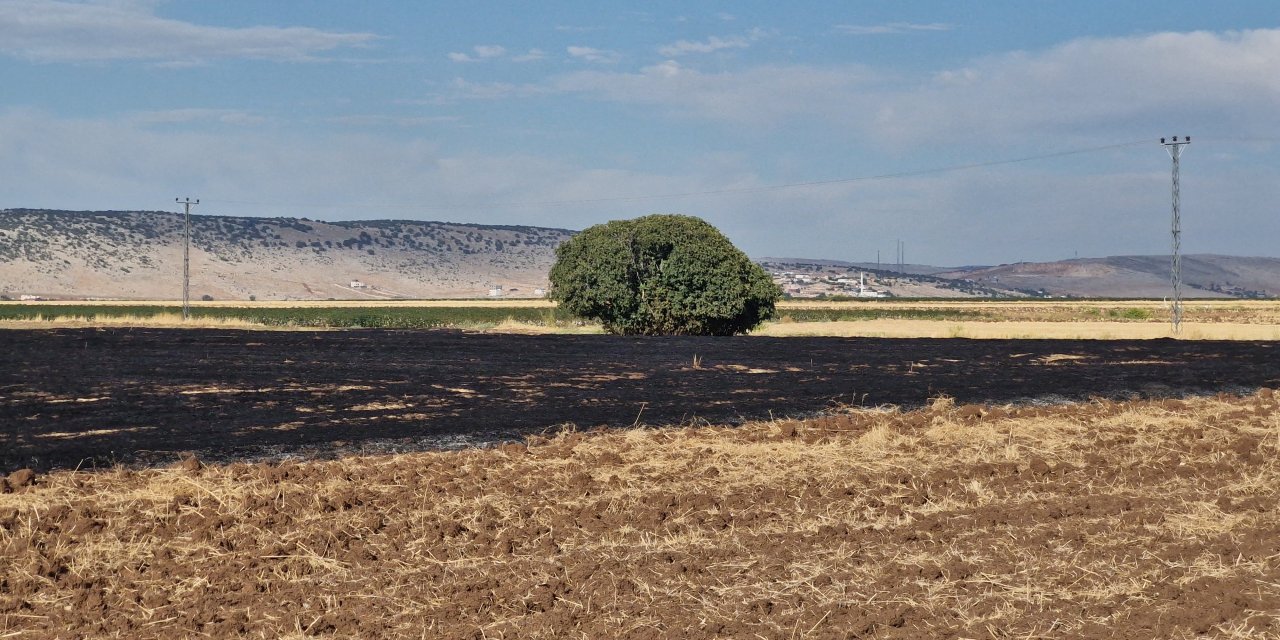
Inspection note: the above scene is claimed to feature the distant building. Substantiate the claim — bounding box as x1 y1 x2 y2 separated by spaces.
854 272 887 298
488 286 504 297
533 287 547 297
349 280 367 289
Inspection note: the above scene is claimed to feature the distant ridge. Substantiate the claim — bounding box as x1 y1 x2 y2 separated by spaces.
938 255 1280 298
0 209 574 300
761 255 1280 299
758 257 951 277
3 209 1276 300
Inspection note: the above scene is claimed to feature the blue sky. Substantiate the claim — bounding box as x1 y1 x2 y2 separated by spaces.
2 1 1278 265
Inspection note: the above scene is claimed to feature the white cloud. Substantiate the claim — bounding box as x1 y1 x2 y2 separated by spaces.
408 72 561 105
658 35 749 57
131 108 267 126
450 44 543 64
512 48 546 63
834 22 954 35
0 0 379 63
658 28 768 57
871 28 1280 145
549 28 1280 150
567 45 621 64
472 44 506 59
435 78 550 102
554 61 878 125
324 115 461 128
447 44 507 63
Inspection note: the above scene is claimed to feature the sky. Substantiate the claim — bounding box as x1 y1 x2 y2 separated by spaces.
1 0 1278 266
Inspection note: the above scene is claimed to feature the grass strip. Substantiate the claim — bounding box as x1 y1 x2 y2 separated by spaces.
0 304 567 329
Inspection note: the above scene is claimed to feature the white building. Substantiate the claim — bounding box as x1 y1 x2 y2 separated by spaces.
853 272 887 298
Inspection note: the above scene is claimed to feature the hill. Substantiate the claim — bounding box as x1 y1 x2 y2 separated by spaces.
3 209 1277 300
761 255 1279 299
939 255 1279 298
0 209 574 300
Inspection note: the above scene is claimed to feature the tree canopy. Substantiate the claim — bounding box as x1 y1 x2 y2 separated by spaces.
549 214 780 336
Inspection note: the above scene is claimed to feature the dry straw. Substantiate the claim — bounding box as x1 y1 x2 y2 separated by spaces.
3 390 1279 637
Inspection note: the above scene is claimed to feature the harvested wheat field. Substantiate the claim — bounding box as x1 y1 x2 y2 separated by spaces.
3 391 1280 638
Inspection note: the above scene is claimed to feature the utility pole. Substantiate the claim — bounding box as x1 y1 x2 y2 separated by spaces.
1160 137 1189 334
175 197 199 320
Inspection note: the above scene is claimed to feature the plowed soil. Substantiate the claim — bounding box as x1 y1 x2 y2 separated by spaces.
3 328 1280 471
3 392 1280 638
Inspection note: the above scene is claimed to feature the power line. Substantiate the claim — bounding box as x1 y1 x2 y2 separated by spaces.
203 139 1152 213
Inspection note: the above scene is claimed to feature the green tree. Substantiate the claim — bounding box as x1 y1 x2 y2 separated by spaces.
549 214 780 335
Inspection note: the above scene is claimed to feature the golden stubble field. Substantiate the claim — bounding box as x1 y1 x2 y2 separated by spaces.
4 299 1280 339
3 391 1280 638
0 299 558 309
762 299 1280 340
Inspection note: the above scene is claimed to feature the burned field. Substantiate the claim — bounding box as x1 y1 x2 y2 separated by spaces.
3 328 1280 471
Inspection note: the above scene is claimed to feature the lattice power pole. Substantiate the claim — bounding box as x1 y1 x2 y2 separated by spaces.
175 197 199 320
1160 137 1189 333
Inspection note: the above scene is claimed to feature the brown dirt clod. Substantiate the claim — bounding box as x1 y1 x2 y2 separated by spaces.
5 468 36 489
1026 457 1053 477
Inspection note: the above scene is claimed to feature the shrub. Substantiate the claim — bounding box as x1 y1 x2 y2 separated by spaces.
548 214 780 336
1109 307 1152 321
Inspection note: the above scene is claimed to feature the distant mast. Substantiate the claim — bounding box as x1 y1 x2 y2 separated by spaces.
175 197 199 320
1160 136 1190 334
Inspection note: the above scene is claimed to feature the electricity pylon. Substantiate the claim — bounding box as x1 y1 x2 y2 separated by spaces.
1160 137 1189 334
175 197 199 320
